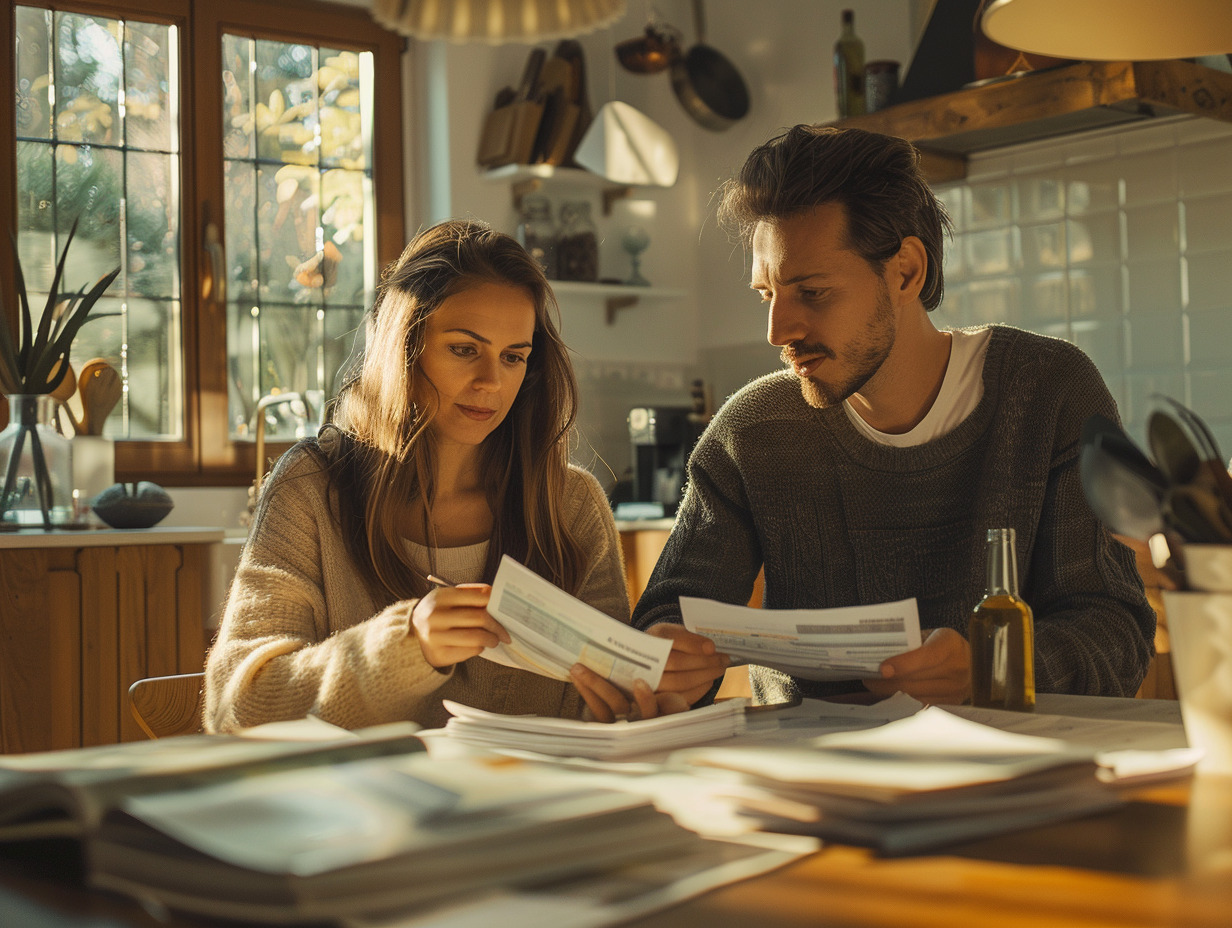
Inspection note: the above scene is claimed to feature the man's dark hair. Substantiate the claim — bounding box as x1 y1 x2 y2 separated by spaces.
716 125 953 310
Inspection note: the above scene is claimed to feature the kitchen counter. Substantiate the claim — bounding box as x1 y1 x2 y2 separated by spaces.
614 517 675 532
0 525 225 548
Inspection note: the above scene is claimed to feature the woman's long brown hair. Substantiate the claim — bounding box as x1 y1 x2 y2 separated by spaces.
325 219 585 600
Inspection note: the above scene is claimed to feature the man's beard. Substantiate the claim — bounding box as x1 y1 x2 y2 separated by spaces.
781 286 896 410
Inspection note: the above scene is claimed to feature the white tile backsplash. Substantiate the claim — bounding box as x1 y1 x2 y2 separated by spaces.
1120 148 1179 206
1020 222 1066 271
939 117 1232 432
1064 169 1120 217
1182 194 1232 255
1186 251 1232 313
1124 203 1180 261
967 182 1014 230
1015 177 1066 222
1178 136 1232 197
964 228 1016 276
1125 258 1183 315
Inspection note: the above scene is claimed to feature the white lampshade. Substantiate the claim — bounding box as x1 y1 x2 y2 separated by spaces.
371 0 627 44
981 0 1232 61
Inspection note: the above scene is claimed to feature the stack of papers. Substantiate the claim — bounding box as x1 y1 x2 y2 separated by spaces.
672 707 1124 855
0 730 728 924
441 699 747 760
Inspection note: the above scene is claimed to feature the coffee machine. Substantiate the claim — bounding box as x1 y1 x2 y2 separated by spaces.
627 405 706 516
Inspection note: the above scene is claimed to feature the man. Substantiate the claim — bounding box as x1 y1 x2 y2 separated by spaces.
634 125 1155 707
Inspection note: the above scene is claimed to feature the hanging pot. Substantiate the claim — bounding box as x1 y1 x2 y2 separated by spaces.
670 0 749 131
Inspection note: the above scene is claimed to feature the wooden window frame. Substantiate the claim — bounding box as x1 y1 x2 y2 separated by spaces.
1 0 406 486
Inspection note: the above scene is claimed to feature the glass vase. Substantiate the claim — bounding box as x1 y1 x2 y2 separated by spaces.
0 395 75 528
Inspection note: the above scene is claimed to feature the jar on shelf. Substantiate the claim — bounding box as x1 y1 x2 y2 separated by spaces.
556 200 599 282
515 194 559 279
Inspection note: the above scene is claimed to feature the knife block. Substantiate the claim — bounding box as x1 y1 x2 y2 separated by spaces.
476 99 544 167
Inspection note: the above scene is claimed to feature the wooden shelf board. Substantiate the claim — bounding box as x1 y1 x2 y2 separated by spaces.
826 59 1232 182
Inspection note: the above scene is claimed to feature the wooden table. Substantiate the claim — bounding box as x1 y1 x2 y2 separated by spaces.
1 702 1229 928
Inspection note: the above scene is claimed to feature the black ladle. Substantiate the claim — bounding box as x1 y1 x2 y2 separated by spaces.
1147 408 1203 488
1162 485 1232 544
1079 414 1167 540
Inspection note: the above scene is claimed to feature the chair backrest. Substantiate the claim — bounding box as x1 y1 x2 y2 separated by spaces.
128 672 206 739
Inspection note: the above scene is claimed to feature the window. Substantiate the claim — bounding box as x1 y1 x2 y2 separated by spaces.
3 0 405 484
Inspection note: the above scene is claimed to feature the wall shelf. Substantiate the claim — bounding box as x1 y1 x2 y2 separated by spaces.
482 164 632 214
829 59 1232 183
550 280 686 325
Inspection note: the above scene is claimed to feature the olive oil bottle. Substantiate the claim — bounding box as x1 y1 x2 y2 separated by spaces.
833 9 865 118
970 528 1036 711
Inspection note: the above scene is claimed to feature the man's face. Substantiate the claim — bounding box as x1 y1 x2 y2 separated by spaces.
751 203 897 409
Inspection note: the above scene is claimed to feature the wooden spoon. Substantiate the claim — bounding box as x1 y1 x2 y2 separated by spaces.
78 358 122 436
48 358 83 434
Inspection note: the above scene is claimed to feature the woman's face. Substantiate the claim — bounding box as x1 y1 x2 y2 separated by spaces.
414 281 537 451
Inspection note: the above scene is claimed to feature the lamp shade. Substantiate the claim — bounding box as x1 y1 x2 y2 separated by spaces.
371 0 627 44
981 0 1232 61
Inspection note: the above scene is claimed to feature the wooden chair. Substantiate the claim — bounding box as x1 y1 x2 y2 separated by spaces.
128 672 206 739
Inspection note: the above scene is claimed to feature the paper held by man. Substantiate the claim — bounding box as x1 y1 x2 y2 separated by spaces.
680 596 922 681
482 555 672 691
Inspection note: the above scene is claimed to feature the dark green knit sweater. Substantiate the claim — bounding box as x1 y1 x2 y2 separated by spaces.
632 325 1155 701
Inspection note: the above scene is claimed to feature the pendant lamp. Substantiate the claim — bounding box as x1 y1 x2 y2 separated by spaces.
371 0 627 44
980 0 1232 61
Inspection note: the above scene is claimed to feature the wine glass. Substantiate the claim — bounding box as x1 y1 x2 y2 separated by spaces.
621 225 651 287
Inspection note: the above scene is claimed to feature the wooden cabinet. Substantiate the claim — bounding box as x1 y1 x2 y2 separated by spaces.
0 529 222 753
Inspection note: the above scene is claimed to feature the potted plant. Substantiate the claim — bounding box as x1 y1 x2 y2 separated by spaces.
0 220 120 528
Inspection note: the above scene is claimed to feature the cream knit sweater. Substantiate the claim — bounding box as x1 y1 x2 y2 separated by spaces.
204 442 629 732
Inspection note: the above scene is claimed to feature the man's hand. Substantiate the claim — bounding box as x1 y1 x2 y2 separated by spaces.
571 665 690 723
409 583 510 668
862 627 971 704
646 623 731 706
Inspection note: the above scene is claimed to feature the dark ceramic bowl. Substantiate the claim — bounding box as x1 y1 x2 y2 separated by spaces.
93 482 174 529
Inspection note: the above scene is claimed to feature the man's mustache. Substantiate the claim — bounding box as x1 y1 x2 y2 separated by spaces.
780 342 835 367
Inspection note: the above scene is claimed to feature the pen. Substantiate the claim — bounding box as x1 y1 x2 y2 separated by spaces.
426 574 454 588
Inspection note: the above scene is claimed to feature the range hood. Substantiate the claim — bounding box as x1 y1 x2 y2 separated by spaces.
828 59 1232 182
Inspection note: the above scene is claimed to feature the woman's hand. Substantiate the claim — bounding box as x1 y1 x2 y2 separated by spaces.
861 627 971 704
646 623 731 706
410 583 510 668
570 664 690 723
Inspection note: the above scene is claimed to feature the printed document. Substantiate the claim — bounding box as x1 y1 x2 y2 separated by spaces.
483 555 672 692
679 596 921 681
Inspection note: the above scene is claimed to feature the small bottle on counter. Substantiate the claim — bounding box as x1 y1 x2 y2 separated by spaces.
556 200 599 282
970 527 1036 711
515 194 558 279
833 9 865 119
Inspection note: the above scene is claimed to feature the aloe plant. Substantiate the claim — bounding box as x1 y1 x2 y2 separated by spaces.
0 218 121 396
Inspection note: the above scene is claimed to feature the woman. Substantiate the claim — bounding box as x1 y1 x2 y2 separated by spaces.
204 220 711 732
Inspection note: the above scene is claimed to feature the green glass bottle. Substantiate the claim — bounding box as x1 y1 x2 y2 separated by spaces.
833 9 865 119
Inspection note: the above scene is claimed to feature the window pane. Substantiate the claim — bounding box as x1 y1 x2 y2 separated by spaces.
15 6 52 141
124 20 175 152
222 34 378 441
14 7 181 441
126 151 179 300
54 14 121 147
15 140 55 291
